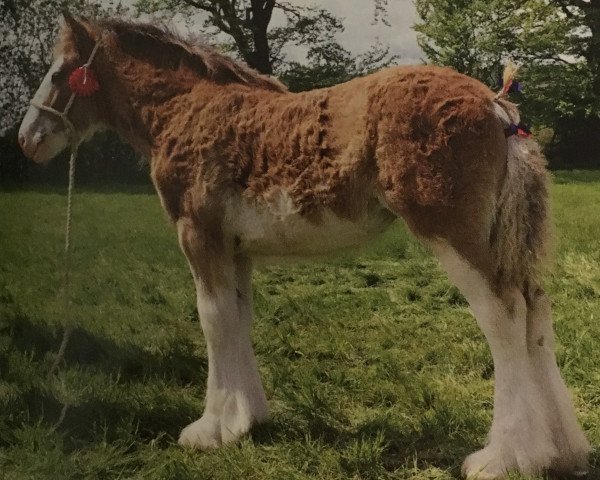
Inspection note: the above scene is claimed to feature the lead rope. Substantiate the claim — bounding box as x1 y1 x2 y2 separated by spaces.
48 142 78 380
47 144 77 431
40 91 82 383
35 38 103 381
31 37 104 429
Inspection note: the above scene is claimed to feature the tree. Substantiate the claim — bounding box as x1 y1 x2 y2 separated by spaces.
414 0 600 166
280 41 397 92
554 0 600 99
134 0 397 81
2 0 62 134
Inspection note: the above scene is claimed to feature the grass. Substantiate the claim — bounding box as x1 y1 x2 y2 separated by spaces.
0 171 599 479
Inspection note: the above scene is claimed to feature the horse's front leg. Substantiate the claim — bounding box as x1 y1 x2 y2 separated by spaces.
176 218 268 449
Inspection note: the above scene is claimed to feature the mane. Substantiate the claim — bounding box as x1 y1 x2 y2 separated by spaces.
84 18 287 93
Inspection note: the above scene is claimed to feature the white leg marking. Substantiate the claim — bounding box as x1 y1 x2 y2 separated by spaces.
525 290 589 475
178 255 268 450
432 242 589 479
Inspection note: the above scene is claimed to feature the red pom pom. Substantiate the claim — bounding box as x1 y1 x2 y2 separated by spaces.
68 66 100 96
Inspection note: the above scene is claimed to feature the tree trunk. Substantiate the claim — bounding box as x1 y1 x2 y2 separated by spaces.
586 1 600 99
247 0 274 75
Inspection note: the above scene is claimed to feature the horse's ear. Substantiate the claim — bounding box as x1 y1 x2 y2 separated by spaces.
62 9 94 54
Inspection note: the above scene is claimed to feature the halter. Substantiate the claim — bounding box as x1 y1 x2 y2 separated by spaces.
30 36 103 146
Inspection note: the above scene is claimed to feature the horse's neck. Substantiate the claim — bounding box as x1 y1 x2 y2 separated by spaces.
107 58 217 155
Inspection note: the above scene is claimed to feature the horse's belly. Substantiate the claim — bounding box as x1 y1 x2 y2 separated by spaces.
226 193 395 258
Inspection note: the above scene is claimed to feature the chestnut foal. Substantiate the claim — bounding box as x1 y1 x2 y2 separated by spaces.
19 13 589 479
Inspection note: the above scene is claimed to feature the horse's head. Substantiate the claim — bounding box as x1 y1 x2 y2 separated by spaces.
18 11 108 163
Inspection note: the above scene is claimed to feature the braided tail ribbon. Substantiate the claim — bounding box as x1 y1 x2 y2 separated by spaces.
496 61 521 99
495 62 532 138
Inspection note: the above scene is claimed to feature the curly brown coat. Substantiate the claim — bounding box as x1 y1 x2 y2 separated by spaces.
22 16 591 477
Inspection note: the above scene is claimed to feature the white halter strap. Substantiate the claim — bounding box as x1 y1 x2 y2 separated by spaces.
30 36 104 146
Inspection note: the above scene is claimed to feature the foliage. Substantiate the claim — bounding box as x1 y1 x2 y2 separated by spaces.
1 0 61 134
414 0 584 120
1 173 599 478
133 0 398 84
414 0 600 166
281 41 398 93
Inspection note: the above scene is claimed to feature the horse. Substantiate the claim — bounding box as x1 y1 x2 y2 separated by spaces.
18 12 590 479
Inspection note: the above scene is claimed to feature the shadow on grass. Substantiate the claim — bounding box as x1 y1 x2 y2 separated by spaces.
1 311 204 444
18 385 193 446
252 412 598 479
3 312 595 478
354 415 472 476
249 412 470 477
4 312 203 384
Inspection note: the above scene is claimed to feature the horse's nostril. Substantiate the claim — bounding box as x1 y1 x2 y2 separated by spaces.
18 130 46 159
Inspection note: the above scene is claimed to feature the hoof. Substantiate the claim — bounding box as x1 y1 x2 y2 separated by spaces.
178 415 223 450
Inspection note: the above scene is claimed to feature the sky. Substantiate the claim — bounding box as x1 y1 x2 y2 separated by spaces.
292 0 424 64
130 0 425 65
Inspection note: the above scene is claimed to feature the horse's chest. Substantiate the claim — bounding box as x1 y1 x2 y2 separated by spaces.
226 193 394 258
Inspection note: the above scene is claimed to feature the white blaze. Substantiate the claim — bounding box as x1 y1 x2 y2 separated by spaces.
18 56 70 163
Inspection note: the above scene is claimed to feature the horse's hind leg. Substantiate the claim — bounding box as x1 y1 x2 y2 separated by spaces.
431 242 589 479
524 286 589 475
176 218 268 449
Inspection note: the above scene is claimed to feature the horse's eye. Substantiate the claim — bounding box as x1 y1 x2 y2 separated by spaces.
51 71 63 83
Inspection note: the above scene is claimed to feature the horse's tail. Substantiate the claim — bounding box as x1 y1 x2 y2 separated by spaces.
491 95 552 289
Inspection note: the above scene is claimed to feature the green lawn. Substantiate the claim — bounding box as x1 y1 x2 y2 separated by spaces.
0 172 599 480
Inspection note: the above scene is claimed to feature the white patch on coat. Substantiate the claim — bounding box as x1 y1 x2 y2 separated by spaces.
31 56 65 107
224 190 395 259
431 241 589 478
